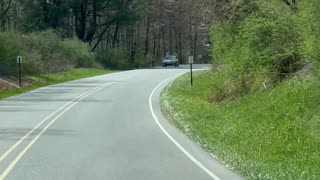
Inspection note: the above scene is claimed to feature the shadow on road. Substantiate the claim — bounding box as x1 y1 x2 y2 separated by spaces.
148 64 212 70
0 79 115 112
0 128 77 141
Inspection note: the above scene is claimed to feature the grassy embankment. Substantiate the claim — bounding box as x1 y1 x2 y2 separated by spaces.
0 68 115 100
162 71 320 179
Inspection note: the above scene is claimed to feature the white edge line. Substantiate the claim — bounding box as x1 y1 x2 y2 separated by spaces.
0 83 113 179
148 74 221 180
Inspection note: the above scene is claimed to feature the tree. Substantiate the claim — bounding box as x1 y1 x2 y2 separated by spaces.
0 0 12 30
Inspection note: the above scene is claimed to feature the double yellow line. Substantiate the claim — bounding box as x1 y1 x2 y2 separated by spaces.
0 82 113 179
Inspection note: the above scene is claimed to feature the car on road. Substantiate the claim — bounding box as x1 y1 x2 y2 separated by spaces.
162 55 179 67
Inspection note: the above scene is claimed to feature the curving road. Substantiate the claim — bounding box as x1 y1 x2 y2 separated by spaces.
0 65 242 180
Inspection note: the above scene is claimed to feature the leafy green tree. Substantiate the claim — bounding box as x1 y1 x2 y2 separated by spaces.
19 0 69 31
0 32 19 74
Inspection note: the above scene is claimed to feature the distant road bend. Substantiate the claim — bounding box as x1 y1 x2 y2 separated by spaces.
0 65 242 180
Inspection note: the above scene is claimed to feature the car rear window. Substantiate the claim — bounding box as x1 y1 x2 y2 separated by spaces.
165 56 176 60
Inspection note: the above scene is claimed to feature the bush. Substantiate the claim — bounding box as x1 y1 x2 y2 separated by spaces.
96 48 152 70
210 0 305 101
20 30 61 74
0 32 20 74
59 38 95 68
96 48 131 70
19 30 95 74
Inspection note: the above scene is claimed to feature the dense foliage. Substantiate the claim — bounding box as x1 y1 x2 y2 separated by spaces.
210 0 320 100
0 0 216 72
0 32 19 74
0 30 95 74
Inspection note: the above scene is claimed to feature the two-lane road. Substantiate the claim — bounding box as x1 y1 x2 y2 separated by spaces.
0 65 242 180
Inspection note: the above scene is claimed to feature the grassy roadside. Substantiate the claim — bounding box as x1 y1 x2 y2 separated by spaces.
0 68 116 100
161 71 320 179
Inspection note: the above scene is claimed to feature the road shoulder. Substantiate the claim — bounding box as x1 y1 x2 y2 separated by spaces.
152 73 243 180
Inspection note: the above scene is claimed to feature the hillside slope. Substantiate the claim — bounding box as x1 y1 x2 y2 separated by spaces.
162 71 320 179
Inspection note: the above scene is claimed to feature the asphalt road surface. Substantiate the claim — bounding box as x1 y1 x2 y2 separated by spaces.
0 65 242 180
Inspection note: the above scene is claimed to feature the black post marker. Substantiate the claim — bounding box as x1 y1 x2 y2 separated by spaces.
190 63 193 86
19 62 21 87
188 56 194 86
17 56 22 87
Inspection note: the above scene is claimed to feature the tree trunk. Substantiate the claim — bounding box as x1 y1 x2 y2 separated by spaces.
85 1 97 43
112 22 120 48
0 0 5 31
74 1 88 41
193 25 198 62
129 24 136 64
189 17 193 56
179 33 183 64
144 16 150 57
169 26 173 54
161 27 166 57
156 27 161 65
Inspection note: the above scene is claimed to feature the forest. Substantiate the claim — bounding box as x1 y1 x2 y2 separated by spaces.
0 0 217 74
1 0 319 78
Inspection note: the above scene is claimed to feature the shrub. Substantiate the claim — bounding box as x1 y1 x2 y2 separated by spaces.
59 38 95 68
210 0 304 101
20 30 68 74
20 30 95 74
0 32 20 74
96 48 131 70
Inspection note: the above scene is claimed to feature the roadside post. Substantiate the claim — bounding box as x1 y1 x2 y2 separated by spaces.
17 56 22 87
188 56 194 86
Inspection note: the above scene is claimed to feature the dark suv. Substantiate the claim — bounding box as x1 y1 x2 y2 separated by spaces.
162 55 179 67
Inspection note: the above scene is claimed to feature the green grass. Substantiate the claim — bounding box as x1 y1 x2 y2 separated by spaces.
161 71 320 179
0 68 116 100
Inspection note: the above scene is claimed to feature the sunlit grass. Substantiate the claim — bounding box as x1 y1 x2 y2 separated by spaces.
162 71 320 179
